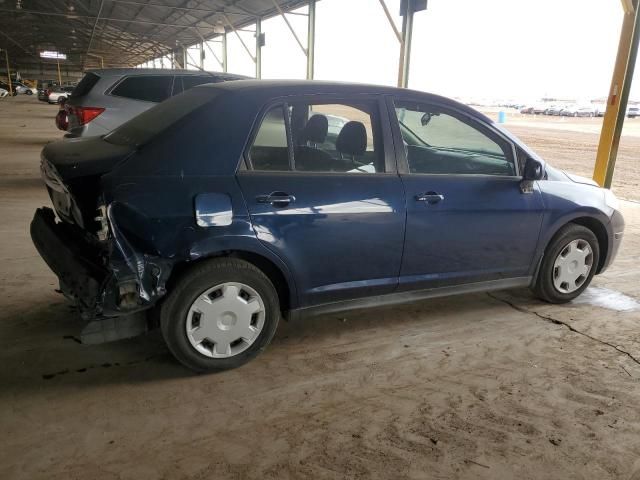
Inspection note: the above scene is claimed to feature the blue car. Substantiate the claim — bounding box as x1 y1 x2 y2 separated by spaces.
31 80 624 372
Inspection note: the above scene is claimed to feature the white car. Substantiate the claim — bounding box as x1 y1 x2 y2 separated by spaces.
0 87 8 98
13 83 35 95
561 105 595 117
47 86 75 104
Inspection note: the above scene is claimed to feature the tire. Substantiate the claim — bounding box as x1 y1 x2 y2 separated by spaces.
533 223 600 303
160 258 280 373
26 90 33 95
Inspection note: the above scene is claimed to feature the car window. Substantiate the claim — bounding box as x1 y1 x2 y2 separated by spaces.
248 100 384 174
111 75 173 103
249 106 290 171
394 102 515 176
181 75 218 92
71 73 99 98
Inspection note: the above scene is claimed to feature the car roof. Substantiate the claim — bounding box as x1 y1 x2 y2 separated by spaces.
85 68 248 80
197 79 492 123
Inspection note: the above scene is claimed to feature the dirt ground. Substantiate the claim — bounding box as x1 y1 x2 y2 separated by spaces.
2 96 640 479
487 109 640 202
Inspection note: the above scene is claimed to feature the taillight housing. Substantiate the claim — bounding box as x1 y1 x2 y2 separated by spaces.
55 110 69 131
65 105 105 126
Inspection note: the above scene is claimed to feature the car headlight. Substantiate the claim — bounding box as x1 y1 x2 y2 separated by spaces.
604 189 620 211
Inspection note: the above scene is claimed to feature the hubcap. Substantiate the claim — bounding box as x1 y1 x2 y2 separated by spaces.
552 239 593 294
185 282 266 358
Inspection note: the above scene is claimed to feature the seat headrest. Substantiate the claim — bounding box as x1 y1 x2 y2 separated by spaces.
336 121 367 156
299 114 328 144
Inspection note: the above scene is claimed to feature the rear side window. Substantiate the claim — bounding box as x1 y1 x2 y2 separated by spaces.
70 72 99 98
181 75 219 92
111 75 173 103
247 99 385 174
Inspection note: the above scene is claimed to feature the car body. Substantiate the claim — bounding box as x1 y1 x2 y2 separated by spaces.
594 104 607 117
0 81 17 96
0 87 8 98
520 106 534 114
531 104 547 115
544 105 566 116
31 80 625 371
47 86 75 104
628 106 639 118
561 105 595 117
61 68 247 138
13 82 35 95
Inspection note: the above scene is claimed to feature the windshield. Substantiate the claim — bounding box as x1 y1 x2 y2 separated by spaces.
104 86 218 147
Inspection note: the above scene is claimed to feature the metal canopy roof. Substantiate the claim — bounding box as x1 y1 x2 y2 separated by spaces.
0 0 308 71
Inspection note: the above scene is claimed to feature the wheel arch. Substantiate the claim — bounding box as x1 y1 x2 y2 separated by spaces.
569 216 609 273
166 249 295 314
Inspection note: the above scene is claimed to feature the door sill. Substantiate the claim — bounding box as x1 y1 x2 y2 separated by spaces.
288 276 532 321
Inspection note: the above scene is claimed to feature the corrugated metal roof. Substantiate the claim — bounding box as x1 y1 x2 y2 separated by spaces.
0 0 309 71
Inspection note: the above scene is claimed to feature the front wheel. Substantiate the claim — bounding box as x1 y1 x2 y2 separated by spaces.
533 224 599 303
160 258 280 372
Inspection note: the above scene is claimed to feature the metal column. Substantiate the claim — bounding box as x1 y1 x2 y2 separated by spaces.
593 0 640 188
222 32 228 72
307 0 316 79
397 3 415 88
256 18 262 78
199 41 204 69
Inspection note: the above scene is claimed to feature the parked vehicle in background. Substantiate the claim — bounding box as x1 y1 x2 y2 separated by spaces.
520 106 534 114
561 105 595 117
13 82 35 95
31 80 625 372
47 86 75 104
0 81 17 96
628 106 639 118
0 87 8 98
532 104 547 115
61 68 247 137
594 104 607 117
545 105 566 116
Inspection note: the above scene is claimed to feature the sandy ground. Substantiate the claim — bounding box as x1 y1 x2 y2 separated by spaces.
484 110 640 202
1 96 640 479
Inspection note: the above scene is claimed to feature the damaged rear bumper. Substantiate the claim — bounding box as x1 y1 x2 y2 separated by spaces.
30 207 172 323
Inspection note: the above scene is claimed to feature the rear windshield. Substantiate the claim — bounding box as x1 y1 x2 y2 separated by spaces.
104 86 219 147
71 72 100 98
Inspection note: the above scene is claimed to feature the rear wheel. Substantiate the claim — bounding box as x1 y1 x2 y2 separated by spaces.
533 224 599 303
161 258 280 372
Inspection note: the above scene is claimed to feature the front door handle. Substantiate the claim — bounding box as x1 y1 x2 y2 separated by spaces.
415 192 444 204
256 191 296 208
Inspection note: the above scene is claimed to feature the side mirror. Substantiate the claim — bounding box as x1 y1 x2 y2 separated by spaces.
420 112 432 126
523 157 544 181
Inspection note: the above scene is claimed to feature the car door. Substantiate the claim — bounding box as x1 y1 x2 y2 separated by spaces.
389 97 545 291
236 95 406 307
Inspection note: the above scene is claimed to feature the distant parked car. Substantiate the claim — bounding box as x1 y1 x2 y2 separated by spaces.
628 106 639 118
561 105 595 117
520 106 534 114
0 81 17 96
532 104 547 115
0 87 8 98
13 82 35 95
31 80 625 372
61 68 247 137
47 86 75 104
594 104 607 117
545 105 566 116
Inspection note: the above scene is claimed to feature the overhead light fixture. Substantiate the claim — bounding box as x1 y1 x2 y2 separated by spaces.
40 50 67 60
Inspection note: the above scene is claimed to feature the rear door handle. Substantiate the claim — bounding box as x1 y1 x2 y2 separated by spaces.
415 192 444 204
256 191 296 207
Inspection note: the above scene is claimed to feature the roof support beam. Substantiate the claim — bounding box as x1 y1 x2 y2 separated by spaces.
256 17 263 78
377 0 402 43
271 0 307 56
306 0 316 79
84 0 105 70
222 13 256 63
593 0 640 187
